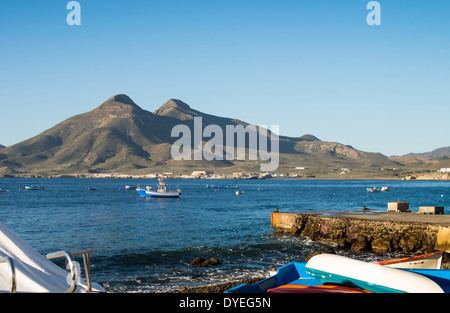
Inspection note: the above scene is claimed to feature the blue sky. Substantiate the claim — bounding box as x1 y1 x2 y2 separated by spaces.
0 0 449 156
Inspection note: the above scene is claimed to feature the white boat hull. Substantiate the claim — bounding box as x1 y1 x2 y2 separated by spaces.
25 186 45 190
374 251 443 269
305 254 445 293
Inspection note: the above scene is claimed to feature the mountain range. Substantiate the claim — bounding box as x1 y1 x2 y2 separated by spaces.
404 147 450 160
0 95 447 177
388 146 450 171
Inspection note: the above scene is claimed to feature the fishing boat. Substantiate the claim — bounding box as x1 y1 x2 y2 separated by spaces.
25 185 45 190
0 188 10 194
373 251 443 269
136 179 181 198
367 187 380 193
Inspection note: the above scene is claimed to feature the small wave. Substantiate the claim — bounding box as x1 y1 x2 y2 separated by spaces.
94 235 333 293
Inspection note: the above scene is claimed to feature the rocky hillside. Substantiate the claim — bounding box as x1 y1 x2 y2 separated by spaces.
404 146 450 160
0 94 402 176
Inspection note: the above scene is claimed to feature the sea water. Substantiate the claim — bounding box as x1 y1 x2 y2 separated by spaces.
0 178 448 292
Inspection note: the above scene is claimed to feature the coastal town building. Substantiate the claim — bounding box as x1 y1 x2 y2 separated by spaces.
191 171 214 177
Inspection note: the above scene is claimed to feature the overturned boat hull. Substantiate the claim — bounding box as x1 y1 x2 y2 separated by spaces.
226 262 320 293
305 254 450 293
227 253 450 294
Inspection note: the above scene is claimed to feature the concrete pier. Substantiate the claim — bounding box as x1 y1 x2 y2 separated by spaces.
271 210 450 254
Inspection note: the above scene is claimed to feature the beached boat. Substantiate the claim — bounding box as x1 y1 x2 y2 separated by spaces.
373 251 443 269
136 179 181 198
228 252 450 294
305 254 450 293
0 221 104 293
25 185 45 190
367 187 380 193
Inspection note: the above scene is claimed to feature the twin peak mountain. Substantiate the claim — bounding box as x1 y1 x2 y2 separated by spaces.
0 95 397 175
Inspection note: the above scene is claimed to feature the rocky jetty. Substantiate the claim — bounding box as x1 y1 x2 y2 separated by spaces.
272 212 445 254
411 172 450 180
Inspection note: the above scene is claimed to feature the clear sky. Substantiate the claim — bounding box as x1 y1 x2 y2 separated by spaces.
0 0 449 156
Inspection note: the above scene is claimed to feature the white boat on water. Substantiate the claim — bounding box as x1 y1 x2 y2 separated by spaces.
136 179 181 198
381 186 391 192
367 187 380 193
205 184 237 189
25 185 45 190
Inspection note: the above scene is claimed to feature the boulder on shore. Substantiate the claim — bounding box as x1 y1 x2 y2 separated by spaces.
190 257 221 268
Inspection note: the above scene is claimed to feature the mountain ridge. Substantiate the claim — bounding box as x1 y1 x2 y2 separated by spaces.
0 94 405 176
403 146 450 160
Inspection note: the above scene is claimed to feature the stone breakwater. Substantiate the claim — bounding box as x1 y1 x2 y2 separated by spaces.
271 211 450 254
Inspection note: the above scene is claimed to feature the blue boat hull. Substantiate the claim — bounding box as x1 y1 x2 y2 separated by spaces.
226 262 320 293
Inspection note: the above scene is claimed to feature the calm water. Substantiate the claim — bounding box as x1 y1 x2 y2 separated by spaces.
0 178 449 292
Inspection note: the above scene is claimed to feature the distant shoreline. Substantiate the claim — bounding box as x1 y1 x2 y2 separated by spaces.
0 173 447 181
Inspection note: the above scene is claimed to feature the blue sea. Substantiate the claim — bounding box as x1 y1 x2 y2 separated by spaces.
0 178 448 292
